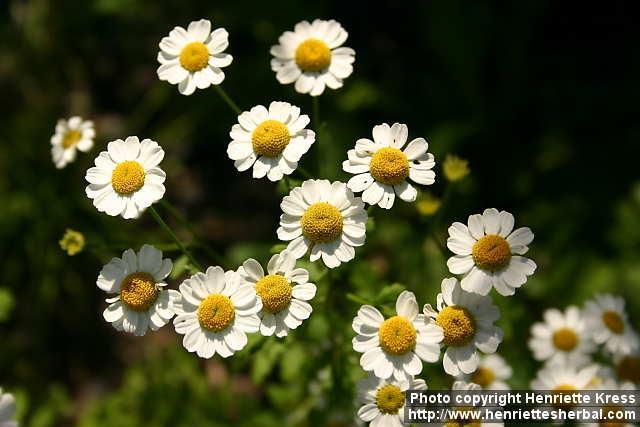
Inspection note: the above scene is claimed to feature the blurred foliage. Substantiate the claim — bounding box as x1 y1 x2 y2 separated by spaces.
1 0 640 426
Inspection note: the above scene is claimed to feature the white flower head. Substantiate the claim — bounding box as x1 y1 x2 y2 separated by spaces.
445 381 504 427
97 244 179 337
85 136 166 219
352 291 443 382
460 353 512 390
584 294 640 356
51 116 95 169
530 363 599 392
173 266 261 358
583 377 636 427
528 306 596 367
424 278 504 376
270 19 355 96
0 388 17 427
237 250 316 337
157 19 232 95
343 123 435 209
277 179 367 268
227 101 315 181
356 374 427 427
446 208 537 296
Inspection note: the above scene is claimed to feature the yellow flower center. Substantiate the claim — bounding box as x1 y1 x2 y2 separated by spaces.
446 407 481 427
443 154 470 182
471 234 512 272
375 384 405 414
602 310 624 334
59 229 85 256
445 422 480 427
300 202 343 243
62 129 82 149
251 120 291 157
600 405 624 427
616 356 640 383
369 147 410 186
179 41 210 72
295 38 331 72
111 161 145 195
197 294 235 332
436 305 477 347
378 316 417 355
119 272 159 311
470 367 495 388
552 327 579 351
552 384 577 408
255 274 293 313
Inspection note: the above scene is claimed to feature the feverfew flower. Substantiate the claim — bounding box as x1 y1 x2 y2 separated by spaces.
461 354 512 390
343 123 435 209
356 374 427 427
445 381 504 427
85 136 166 219
0 388 17 427
157 19 232 95
446 208 537 296
97 245 179 336
442 154 470 182
237 250 316 337
584 294 639 356
59 228 85 256
277 179 367 268
227 101 315 181
51 116 95 169
530 363 599 393
270 19 355 96
614 351 640 385
352 291 443 382
424 278 503 376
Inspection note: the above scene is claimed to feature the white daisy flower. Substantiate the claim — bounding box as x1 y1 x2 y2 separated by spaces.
446 208 537 296
173 266 260 358
445 381 504 427
352 291 443 382
226 101 315 181
277 179 367 268
528 306 595 367
270 19 355 96
97 244 179 336
157 19 232 95
460 354 512 390
584 378 636 427
85 136 166 219
356 374 427 427
424 278 504 376
614 350 640 385
530 363 599 392
237 250 316 337
0 388 17 427
343 123 435 209
584 294 640 356
51 116 95 169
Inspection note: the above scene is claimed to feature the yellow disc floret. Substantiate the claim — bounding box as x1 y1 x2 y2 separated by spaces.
375 384 405 414
120 272 159 311
436 306 476 347
471 367 495 388
369 147 410 186
197 294 235 332
59 228 85 256
602 311 624 334
255 274 293 313
552 384 577 408
111 161 145 195
300 202 343 243
378 316 417 355
179 41 210 72
552 327 579 351
251 120 291 157
295 38 331 72
62 129 82 148
472 235 512 272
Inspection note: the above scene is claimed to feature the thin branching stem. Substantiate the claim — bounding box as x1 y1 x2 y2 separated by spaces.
148 205 203 271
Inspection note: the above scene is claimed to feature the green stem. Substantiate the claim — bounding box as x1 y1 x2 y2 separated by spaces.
214 85 241 114
148 206 203 271
312 96 323 176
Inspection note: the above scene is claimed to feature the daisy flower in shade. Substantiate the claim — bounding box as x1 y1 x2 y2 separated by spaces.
446 208 537 296
584 294 640 356
352 291 443 382
423 278 503 376
51 116 95 169
227 101 315 181
97 244 179 336
157 19 232 96
356 374 427 427
237 250 316 337
528 306 595 367
85 136 165 219
461 354 512 390
173 266 260 358
0 388 17 427
584 378 636 427
277 179 367 268
614 350 640 385
530 363 599 394
270 19 355 96
343 123 436 209
445 381 504 427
